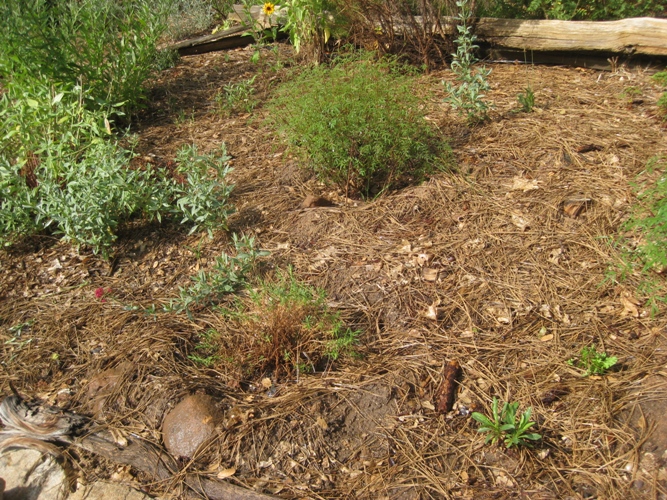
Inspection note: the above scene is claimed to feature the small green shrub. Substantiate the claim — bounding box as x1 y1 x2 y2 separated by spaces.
168 234 269 315
616 155 667 308
215 76 258 115
268 52 446 197
445 0 491 124
170 143 235 235
471 397 541 448
568 345 618 376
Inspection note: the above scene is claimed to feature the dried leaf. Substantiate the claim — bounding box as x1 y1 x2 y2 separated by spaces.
540 334 554 342
511 177 539 192
511 214 530 231
421 400 435 411
217 467 236 479
316 416 328 430
425 299 441 320
422 268 439 281
620 292 641 317
563 198 591 218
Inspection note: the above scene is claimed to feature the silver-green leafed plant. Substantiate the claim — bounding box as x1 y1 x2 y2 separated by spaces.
444 0 491 124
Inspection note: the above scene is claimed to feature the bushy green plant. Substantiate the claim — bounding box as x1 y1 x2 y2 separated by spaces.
281 0 338 62
268 52 446 197
215 76 258 115
471 397 541 448
0 82 167 257
568 345 618 376
444 0 491 124
0 0 171 116
168 234 269 315
170 144 235 235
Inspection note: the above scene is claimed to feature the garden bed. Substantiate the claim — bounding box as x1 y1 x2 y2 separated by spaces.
1 43 667 498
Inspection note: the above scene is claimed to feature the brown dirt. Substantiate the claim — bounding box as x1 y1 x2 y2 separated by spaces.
2 42 667 499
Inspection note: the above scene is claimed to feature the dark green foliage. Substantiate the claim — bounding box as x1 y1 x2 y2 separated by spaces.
0 0 170 116
478 0 664 20
267 52 448 197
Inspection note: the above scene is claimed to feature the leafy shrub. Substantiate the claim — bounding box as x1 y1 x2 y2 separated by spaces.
0 82 160 256
444 0 491 124
170 144 235 236
0 82 235 257
0 0 170 115
268 52 446 197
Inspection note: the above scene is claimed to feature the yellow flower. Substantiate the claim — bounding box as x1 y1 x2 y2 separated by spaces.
262 2 275 16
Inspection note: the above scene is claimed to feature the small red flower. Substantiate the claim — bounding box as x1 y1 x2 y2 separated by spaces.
94 287 108 302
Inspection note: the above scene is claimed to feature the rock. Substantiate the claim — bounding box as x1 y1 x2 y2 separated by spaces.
0 447 68 500
162 394 220 459
69 481 149 500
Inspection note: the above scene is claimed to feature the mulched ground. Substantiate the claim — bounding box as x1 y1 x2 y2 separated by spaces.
1 42 667 499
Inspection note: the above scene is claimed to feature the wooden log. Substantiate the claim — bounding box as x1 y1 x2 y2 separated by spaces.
473 17 667 57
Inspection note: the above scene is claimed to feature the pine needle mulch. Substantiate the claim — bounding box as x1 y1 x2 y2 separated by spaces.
1 45 667 499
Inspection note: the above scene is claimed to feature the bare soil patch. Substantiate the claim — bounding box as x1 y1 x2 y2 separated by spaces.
2 43 667 498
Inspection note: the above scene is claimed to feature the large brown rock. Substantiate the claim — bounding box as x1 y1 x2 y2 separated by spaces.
162 394 220 459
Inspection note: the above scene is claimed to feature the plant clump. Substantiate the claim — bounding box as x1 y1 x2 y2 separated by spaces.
471 397 541 448
196 268 360 381
267 51 447 198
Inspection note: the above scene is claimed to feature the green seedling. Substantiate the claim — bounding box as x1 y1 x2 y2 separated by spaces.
568 345 617 376
517 87 535 112
471 397 541 448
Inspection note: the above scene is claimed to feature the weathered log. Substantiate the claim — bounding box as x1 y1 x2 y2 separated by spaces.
473 17 667 57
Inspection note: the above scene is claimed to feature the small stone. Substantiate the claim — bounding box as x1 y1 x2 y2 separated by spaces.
0 447 68 500
162 394 220 459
